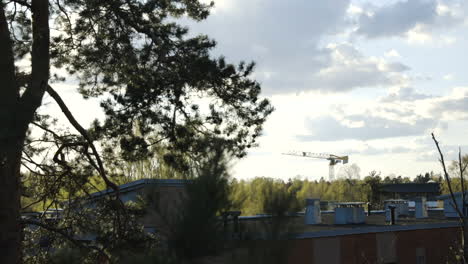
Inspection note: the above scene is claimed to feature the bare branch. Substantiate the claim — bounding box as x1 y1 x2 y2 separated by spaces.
32 121 61 139
460 148 467 219
432 133 464 220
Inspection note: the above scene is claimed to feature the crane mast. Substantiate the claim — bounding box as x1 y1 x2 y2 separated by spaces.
283 151 349 181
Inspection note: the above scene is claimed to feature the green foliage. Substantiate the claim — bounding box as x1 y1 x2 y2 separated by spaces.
139 139 233 260
439 154 468 195
48 248 85 264
230 177 298 216
261 179 300 217
230 170 442 215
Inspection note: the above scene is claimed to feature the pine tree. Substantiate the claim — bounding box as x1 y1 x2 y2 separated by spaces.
0 1 273 262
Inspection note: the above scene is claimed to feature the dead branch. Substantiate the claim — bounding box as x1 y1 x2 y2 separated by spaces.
432 133 464 221
460 148 467 218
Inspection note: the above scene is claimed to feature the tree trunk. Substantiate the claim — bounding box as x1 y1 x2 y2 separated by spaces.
0 145 23 264
0 0 50 262
0 4 22 263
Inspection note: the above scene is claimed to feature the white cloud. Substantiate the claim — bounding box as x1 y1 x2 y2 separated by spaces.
353 0 466 42
443 74 454 80
384 49 401 58
406 25 433 44
297 86 468 143
428 87 468 120
436 3 451 16
299 115 439 141
186 0 353 94
347 4 363 15
441 36 457 45
380 87 432 102
355 0 438 38
307 43 410 92
200 0 235 13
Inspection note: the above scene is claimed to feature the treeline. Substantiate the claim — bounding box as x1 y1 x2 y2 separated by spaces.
228 171 452 215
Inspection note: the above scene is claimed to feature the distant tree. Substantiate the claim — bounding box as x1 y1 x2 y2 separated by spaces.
450 156 468 179
363 171 382 208
413 173 431 183
286 177 303 209
382 176 393 184
260 179 300 240
296 180 317 207
229 178 249 212
381 175 411 184
261 180 300 217
337 163 361 180
400 176 412 183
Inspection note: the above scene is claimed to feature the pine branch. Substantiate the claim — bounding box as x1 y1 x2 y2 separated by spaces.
46 85 119 193
21 219 110 261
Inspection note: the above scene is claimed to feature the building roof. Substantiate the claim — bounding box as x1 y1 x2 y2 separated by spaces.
380 183 440 193
291 221 459 239
89 178 188 199
436 191 468 200
239 210 456 238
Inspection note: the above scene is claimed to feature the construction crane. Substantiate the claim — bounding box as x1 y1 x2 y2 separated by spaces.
282 151 349 181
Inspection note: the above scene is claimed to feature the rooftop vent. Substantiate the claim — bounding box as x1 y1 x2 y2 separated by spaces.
415 197 428 218
334 202 365 224
305 198 321 225
385 205 398 224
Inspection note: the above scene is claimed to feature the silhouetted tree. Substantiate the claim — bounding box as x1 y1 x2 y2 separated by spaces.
168 139 232 260
363 171 382 208
413 173 431 183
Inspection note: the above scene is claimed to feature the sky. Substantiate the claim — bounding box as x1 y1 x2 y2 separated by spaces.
42 0 468 181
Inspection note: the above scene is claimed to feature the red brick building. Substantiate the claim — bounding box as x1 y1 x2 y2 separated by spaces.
286 223 460 264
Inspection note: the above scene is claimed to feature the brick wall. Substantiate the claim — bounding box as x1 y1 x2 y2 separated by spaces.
284 227 461 264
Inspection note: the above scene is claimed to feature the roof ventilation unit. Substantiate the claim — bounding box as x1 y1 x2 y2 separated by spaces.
305 198 321 225
334 202 365 224
415 197 428 218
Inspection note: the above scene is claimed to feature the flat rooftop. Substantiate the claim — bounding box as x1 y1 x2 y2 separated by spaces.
238 210 459 239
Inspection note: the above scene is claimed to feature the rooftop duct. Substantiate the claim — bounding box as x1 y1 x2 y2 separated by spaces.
415 197 428 219
305 198 321 225
386 205 397 224
334 202 365 224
